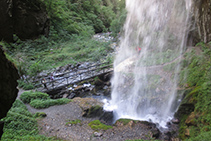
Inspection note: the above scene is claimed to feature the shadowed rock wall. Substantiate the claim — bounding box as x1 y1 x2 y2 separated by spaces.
0 46 19 138
0 0 49 42
191 0 211 44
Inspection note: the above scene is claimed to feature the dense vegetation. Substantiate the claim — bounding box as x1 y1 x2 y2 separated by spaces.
88 120 113 131
178 42 211 140
1 91 71 140
1 0 211 140
1 100 61 140
20 91 71 109
1 0 126 83
1 0 126 140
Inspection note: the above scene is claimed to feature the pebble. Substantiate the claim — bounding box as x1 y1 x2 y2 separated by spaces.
94 132 103 137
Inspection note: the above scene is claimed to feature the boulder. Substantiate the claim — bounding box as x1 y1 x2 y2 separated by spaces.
0 46 19 138
0 0 13 42
0 0 49 42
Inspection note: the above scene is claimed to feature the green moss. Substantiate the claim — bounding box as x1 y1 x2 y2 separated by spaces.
18 79 34 90
66 119 81 125
115 118 138 125
1 100 60 140
187 130 211 141
29 98 71 109
20 91 49 103
178 43 211 140
33 112 47 118
88 120 113 131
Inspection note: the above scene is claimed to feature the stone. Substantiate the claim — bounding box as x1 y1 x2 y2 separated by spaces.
171 118 180 124
185 128 190 136
0 46 19 139
151 128 160 139
0 0 49 42
94 132 103 137
62 93 68 98
99 111 114 125
185 112 198 126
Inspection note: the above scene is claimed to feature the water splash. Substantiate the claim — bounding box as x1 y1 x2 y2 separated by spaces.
105 0 192 128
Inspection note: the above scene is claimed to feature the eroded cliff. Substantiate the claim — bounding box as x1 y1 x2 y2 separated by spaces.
0 0 49 42
0 46 19 138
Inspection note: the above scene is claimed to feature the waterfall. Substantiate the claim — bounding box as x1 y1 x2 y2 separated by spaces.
104 0 192 128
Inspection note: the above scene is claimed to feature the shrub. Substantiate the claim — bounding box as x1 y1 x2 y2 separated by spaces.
18 79 34 90
29 98 71 109
1 100 61 140
33 112 47 118
20 91 49 103
178 43 211 140
88 120 112 131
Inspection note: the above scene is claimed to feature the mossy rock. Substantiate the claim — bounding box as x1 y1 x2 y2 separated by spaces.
115 118 138 126
83 105 103 118
88 120 112 131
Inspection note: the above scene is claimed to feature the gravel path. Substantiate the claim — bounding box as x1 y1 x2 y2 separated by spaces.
17 89 165 141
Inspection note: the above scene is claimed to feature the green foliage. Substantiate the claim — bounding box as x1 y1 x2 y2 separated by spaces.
2 0 122 79
116 118 138 125
33 112 47 118
1 100 59 140
110 0 126 37
110 9 127 37
42 0 117 36
88 120 113 131
18 79 34 90
66 119 81 125
30 98 71 109
20 91 49 103
178 43 211 140
187 130 211 141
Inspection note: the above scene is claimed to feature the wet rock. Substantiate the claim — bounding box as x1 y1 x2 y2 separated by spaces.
94 79 105 86
94 132 103 137
73 97 104 111
67 93 76 99
174 103 195 119
74 85 83 91
62 93 68 98
151 128 160 139
99 111 114 125
172 118 180 124
82 105 104 118
98 72 113 82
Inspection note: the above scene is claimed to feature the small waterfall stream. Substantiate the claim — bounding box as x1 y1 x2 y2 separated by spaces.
104 0 192 128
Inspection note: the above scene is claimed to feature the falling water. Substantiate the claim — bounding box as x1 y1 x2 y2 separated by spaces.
104 0 192 128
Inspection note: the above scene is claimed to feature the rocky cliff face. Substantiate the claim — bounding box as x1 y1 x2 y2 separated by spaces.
191 0 211 44
0 46 19 138
0 0 49 42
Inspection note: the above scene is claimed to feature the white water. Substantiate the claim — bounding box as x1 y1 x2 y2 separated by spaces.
104 0 192 128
